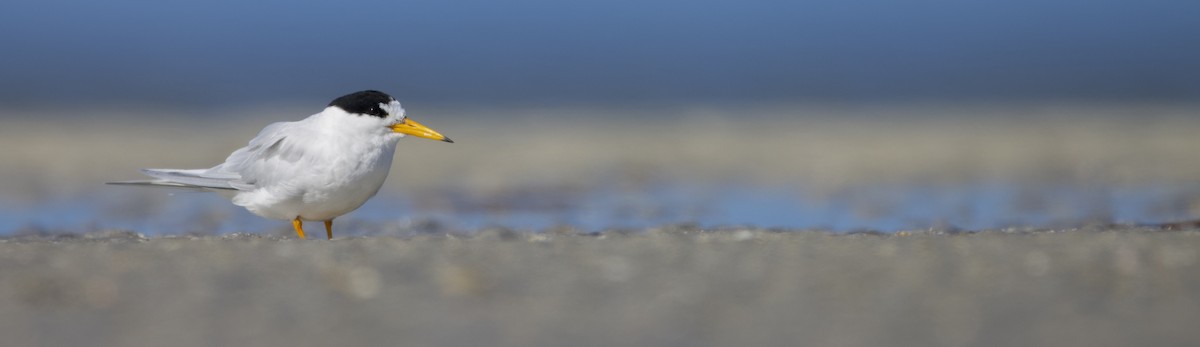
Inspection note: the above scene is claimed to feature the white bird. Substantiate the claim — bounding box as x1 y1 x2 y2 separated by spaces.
109 90 453 239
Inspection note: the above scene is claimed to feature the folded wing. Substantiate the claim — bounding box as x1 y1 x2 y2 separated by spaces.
107 120 317 192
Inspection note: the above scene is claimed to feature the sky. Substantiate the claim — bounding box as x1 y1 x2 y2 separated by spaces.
1 0 1198 107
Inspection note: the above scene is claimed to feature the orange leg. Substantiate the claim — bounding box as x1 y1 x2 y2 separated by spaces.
292 217 307 239
324 220 334 240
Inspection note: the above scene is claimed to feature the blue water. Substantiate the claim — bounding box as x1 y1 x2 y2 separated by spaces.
1 1 1198 106
2 181 1197 236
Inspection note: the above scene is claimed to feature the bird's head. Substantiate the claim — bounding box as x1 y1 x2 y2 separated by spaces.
326 90 453 143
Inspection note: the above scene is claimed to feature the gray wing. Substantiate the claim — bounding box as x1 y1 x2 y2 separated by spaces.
202 120 318 191
109 120 317 191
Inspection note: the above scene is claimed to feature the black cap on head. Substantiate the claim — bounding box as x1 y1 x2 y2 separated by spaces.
328 90 395 118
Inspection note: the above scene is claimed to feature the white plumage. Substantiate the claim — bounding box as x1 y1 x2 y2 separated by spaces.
110 90 452 239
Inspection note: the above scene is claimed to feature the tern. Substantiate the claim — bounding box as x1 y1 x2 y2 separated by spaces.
109 90 452 239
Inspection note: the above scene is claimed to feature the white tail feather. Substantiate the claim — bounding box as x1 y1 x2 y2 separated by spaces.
106 169 241 191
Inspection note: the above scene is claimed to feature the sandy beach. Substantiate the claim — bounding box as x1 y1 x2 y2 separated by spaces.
2 227 1199 347
4 105 1200 346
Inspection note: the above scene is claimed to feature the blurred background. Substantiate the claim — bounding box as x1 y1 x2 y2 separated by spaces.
3 0 1200 234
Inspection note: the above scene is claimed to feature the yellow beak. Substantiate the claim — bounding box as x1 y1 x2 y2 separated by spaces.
390 118 453 143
